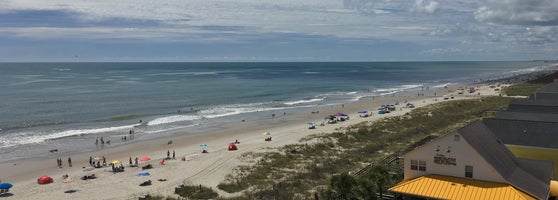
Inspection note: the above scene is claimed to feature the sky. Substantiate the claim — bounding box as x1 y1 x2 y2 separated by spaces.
0 0 557 62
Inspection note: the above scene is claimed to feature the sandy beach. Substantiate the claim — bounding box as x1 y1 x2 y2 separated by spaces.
0 84 504 199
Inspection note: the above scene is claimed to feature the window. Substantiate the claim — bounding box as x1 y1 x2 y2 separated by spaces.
411 160 426 171
418 160 426 171
411 160 418 170
465 165 473 178
454 135 460 141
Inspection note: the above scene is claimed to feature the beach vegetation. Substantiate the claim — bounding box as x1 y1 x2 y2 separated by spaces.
503 71 558 96
215 96 511 199
174 184 219 199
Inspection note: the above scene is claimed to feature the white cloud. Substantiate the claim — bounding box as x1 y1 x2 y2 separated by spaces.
421 47 462 55
413 0 439 14
475 0 558 26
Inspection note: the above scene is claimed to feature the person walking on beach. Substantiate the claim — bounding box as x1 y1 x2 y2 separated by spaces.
172 150 175 159
167 150 170 158
129 157 132 165
89 156 93 165
135 157 138 166
68 157 72 167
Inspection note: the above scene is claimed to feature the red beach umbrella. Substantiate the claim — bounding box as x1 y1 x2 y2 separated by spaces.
37 175 53 184
140 156 151 162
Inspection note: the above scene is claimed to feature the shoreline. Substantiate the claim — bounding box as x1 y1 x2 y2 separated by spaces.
0 82 503 199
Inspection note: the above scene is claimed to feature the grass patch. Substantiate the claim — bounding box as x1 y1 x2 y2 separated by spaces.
174 184 219 199
507 145 558 178
503 71 558 96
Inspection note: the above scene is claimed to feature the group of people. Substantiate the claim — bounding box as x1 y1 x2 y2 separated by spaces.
166 150 176 159
56 157 71 168
95 137 110 146
89 156 106 168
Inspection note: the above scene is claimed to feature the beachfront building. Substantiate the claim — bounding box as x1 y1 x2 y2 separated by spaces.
389 121 553 200
483 81 558 177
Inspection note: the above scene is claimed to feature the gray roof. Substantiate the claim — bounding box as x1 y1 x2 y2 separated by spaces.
457 121 552 200
535 82 558 94
484 118 558 148
495 111 558 123
508 98 558 114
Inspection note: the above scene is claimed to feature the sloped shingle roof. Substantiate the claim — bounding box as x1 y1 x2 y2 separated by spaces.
458 121 552 200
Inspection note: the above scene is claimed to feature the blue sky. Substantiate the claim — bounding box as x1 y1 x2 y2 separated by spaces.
0 0 557 62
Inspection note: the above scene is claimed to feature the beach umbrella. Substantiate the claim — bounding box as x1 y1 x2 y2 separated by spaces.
324 115 335 120
93 157 102 161
139 157 151 162
111 160 122 165
199 143 207 147
37 176 53 184
358 110 368 113
263 132 271 136
137 171 151 177
307 122 316 125
0 183 13 189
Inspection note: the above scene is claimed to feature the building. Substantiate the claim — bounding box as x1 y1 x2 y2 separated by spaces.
389 121 553 200
484 81 558 177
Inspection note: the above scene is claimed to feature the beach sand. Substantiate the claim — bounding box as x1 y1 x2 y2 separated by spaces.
0 85 502 199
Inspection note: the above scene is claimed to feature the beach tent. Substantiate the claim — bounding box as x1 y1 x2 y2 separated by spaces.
199 143 207 147
137 171 151 177
139 157 151 162
37 176 53 184
0 183 13 189
358 110 368 113
228 143 238 151
111 160 121 165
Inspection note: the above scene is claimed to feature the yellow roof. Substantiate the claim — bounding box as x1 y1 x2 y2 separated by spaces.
389 174 536 200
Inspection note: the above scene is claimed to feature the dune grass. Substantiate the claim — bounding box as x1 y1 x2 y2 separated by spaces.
214 96 511 199
503 72 558 96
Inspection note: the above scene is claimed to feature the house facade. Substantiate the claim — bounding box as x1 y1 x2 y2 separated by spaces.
390 121 553 200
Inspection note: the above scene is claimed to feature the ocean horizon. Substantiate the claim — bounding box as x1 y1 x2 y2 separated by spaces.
0 61 556 162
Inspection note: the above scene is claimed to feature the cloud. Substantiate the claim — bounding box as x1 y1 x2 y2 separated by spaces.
421 47 462 55
475 0 558 26
413 0 439 14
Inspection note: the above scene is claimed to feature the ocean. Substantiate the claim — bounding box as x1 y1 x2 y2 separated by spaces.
0 61 555 161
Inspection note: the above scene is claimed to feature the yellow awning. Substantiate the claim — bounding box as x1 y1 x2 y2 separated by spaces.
389 174 536 200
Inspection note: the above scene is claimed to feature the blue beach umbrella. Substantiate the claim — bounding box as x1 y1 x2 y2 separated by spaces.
358 110 368 113
307 122 316 125
137 172 150 177
0 183 13 189
199 143 207 147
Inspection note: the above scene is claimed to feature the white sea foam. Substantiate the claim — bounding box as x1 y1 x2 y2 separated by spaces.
374 84 423 93
283 98 325 105
147 115 202 126
0 124 138 148
198 102 286 119
433 83 451 88
302 71 320 74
